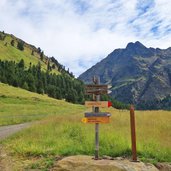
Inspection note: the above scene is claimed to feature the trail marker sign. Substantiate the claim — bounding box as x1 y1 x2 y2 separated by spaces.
82 76 112 160
82 117 109 123
85 101 112 108
85 84 111 95
84 112 111 117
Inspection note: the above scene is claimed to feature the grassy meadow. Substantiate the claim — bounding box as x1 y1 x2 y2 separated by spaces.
0 83 171 170
0 83 84 125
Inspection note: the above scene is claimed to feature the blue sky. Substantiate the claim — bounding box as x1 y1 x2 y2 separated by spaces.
0 0 171 77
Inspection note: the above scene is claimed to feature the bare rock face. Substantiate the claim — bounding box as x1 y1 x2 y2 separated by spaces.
51 155 159 171
78 41 171 109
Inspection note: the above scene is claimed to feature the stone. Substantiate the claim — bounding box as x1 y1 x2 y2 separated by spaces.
155 163 171 171
51 155 159 171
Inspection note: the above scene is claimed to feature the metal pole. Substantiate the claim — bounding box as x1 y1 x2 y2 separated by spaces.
130 105 137 161
93 76 100 160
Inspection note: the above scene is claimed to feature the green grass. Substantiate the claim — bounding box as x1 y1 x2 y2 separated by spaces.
1 83 171 170
0 83 84 125
3 108 171 169
0 34 59 74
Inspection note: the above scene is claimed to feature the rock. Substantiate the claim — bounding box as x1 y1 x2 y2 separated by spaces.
102 155 114 160
51 155 159 171
155 163 171 171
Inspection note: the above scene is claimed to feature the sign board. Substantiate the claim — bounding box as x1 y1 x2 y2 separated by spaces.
82 117 110 123
85 112 111 117
85 84 112 88
85 84 109 95
85 101 112 108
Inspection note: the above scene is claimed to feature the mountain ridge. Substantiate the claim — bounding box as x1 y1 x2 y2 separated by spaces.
0 31 73 77
79 41 171 109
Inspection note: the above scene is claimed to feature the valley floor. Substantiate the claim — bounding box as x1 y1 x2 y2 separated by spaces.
0 83 171 170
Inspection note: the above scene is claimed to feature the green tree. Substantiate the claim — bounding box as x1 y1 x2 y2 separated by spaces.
18 59 25 69
11 40 15 46
40 51 44 61
31 50 34 56
47 85 56 98
17 41 24 51
0 32 5 41
37 47 41 53
22 82 29 90
37 80 44 94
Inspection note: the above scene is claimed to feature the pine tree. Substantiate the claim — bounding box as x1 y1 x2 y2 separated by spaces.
11 40 15 46
40 51 44 61
22 82 29 90
17 41 24 51
18 59 25 69
37 47 41 53
47 60 51 71
31 50 34 56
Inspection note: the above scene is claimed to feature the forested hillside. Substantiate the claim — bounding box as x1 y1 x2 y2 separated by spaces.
0 59 85 104
0 31 85 104
0 31 128 109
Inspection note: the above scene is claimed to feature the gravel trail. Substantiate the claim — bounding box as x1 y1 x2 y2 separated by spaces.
0 122 31 140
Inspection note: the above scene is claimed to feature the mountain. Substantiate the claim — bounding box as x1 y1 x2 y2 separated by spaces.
79 41 171 109
0 31 85 104
0 31 72 76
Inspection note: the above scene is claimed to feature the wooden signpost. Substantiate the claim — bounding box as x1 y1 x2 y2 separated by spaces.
130 105 137 161
82 76 112 160
82 76 138 161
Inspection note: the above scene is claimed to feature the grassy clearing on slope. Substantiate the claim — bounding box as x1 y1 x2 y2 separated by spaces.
2 107 171 170
0 83 84 125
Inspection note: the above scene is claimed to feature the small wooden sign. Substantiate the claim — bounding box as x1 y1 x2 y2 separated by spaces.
85 112 111 117
85 84 108 88
85 89 108 95
85 84 109 95
82 117 110 123
85 101 112 108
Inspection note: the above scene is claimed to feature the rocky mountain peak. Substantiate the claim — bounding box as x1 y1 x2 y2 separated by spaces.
126 41 146 49
125 41 154 57
79 41 171 109
126 41 148 50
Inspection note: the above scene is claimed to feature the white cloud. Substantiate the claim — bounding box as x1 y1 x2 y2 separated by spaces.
0 0 171 77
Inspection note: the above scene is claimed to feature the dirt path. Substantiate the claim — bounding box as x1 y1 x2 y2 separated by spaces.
0 123 31 170
0 123 31 141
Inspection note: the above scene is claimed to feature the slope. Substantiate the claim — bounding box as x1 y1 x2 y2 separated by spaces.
0 82 84 126
0 31 71 75
0 31 85 105
79 41 171 109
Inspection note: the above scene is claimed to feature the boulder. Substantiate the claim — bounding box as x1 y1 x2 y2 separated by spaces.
51 155 159 171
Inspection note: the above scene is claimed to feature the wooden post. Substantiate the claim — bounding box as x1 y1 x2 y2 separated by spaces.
93 76 100 160
130 105 137 161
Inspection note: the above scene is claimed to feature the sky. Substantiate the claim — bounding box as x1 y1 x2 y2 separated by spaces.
1 0 171 77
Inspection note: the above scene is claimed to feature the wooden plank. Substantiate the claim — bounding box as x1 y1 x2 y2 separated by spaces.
85 89 108 95
82 117 110 123
85 84 108 89
85 101 112 108
85 84 112 95
84 112 111 117
85 85 111 95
